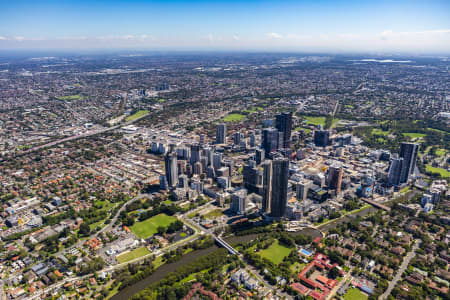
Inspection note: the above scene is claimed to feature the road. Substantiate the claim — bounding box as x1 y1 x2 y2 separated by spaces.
182 211 292 299
27 199 215 299
96 193 149 237
380 239 421 300
326 271 352 300
18 111 151 157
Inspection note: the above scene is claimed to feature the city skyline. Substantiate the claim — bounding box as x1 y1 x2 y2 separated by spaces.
0 0 449 53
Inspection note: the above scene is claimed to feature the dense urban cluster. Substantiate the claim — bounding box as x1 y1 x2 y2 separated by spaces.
0 53 448 300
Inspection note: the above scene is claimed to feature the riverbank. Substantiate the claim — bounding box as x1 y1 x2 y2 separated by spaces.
111 227 322 299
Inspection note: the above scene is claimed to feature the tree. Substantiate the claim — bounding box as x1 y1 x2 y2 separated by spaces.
329 266 339 279
157 226 166 235
79 223 91 236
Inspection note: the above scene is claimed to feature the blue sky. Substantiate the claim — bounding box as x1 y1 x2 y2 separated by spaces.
1 0 449 53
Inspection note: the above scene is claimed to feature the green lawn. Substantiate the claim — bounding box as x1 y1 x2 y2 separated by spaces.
153 256 165 269
399 186 410 194
303 116 326 126
403 132 426 139
56 94 83 101
203 209 224 219
427 127 448 135
162 200 173 205
243 107 263 114
290 262 306 273
372 128 389 136
435 149 447 157
126 110 149 122
344 288 368 300
130 213 177 238
222 113 246 122
426 165 450 178
258 240 293 265
294 126 312 134
116 247 150 264
89 220 105 230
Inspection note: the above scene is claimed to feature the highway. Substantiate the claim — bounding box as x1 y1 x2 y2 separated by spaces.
18 111 151 157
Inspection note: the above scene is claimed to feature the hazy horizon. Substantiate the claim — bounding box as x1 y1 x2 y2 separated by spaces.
1 0 450 54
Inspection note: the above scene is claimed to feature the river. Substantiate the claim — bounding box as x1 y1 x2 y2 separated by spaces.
111 227 322 300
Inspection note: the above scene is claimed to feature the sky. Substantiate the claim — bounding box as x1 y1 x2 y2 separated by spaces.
0 0 449 54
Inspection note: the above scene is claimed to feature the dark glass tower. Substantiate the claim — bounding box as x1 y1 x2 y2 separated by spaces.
275 112 293 149
399 142 418 183
270 157 289 218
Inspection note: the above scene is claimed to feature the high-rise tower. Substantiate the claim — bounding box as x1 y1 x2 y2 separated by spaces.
275 112 293 149
270 157 289 218
216 123 227 144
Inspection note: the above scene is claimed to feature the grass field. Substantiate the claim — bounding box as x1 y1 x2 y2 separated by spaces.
203 209 224 219
258 240 292 265
56 94 83 101
222 113 246 122
295 126 312 133
116 247 150 264
344 288 368 300
403 132 426 139
426 165 450 178
126 110 149 122
372 128 390 136
130 213 177 238
303 116 326 126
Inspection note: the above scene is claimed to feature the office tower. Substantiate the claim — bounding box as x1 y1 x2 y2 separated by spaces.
270 157 289 218
249 132 256 147
243 163 263 193
164 151 178 188
190 144 201 164
178 174 189 189
203 147 213 166
213 152 222 170
206 166 215 178
177 160 186 174
261 128 279 155
262 160 272 213
176 146 190 160
217 176 230 189
231 189 247 214
159 175 168 190
193 161 203 175
296 179 313 201
191 179 203 194
313 130 330 147
233 131 241 145
216 166 230 177
275 112 293 149
216 123 227 144
186 164 193 177
327 163 343 194
200 156 208 171
255 149 265 165
199 133 205 145
399 142 419 183
388 157 403 186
